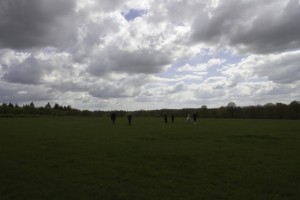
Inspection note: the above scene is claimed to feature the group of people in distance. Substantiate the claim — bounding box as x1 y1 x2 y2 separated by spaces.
164 113 198 124
110 113 132 125
187 113 198 124
110 113 197 125
164 114 175 124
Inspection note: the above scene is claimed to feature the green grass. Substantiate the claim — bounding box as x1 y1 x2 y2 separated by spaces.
0 117 299 200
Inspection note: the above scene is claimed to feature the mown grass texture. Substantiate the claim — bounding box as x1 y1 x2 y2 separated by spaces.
0 117 299 199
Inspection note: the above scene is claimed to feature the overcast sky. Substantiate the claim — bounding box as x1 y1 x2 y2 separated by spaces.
0 0 299 110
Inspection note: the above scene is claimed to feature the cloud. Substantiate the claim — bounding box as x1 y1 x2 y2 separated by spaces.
230 81 300 105
194 85 226 100
89 83 137 99
88 46 171 75
89 0 124 12
177 58 226 72
2 57 46 84
204 76 228 89
0 82 54 103
165 82 187 94
253 51 300 84
0 0 299 110
222 50 300 85
1 50 72 85
0 49 29 69
88 74 149 98
191 0 300 54
148 0 205 25
0 0 78 49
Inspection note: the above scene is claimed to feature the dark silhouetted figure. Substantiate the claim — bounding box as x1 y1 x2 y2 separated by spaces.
111 113 116 125
171 114 175 123
164 114 168 124
127 114 132 126
193 113 197 124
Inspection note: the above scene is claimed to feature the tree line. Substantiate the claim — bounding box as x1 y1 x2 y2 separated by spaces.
0 101 299 119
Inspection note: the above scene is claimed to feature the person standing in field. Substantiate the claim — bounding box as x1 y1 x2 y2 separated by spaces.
111 113 116 125
164 114 168 124
127 113 132 126
171 114 175 124
193 113 197 124
187 114 191 123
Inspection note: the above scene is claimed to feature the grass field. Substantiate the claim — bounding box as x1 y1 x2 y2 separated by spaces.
0 117 299 200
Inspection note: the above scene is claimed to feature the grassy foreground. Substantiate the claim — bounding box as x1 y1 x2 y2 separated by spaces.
0 117 299 200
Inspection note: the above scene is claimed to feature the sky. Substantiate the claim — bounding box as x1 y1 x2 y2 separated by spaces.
0 0 300 111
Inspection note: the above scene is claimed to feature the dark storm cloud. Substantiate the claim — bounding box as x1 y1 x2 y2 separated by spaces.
0 0 77 49
191 0 300 54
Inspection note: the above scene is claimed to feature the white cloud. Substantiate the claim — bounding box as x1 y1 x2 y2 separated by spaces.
177 58 226 72
194 85 226 100
1 50 73 84
222 50 300 85
0 0 299 110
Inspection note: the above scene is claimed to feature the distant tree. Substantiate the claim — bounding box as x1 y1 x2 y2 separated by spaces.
289 100 300 119
45 102 52 109
227 102 237 108
21 102 37 115
263 102 276 118
8 103 14 108
290 100 299 105
275 103 287 119
264 103 275 107
53 103 61 110
0 100 299 119
200 105 208 118
227 102 237 118
29 102 35 108
0 103 9 114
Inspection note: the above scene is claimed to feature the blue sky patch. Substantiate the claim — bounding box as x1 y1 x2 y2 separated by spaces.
160 49 245 82
123 9 146 21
